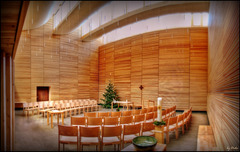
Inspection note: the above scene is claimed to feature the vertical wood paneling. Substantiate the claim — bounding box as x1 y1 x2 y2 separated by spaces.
190 28 208 111
208 1 239 150
131 35 142 106
142 32 159 107
99 27 207 110
105 43 115 82
114 38 131 101
15 18 100 102
15 31 31 102
98 45 106 102
30 26 43 102
159 28 190 110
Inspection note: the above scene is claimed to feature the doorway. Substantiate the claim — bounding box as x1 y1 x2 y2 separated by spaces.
37 86 49 101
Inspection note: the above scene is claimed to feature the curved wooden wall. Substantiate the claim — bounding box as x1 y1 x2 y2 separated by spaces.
15 18 101 103
99 27 208 111
208 1 239 150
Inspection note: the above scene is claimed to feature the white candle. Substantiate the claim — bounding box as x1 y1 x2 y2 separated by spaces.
157 97 162 121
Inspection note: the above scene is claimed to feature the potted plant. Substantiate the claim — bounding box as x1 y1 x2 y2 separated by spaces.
153 120 166 126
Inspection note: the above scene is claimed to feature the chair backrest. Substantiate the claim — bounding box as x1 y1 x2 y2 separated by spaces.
145 112 154 121
162 110 166 116
177 114 184 123
54 103 61 110
153 111 157 120
98 112 110 118
80 126 100 137
102 125 122 137
134 114 145 123
65 103 71 109
120 116 133 125
141 108 147 114
132 110 141 115
104 117 119 126
142 121 155 132
38 102 44 109
168 116 178 126
153 106 157 112
123 123 141 135
166 108 170 116
28 102 34 108
111 111 121 117
147 107 153 113
33 102 38 107
58 125 78 137
48 101 54 107
84 112 97 117
43 102 49 109
71 117 86 126
70 102 75 108
23 103 28 109
87 117 102 126
75 101 80 107
122 111 132 116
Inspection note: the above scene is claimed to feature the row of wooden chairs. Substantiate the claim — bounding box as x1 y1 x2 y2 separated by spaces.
163 107 192 144
23 99 101 117
58 121 156 151
58 105 180 151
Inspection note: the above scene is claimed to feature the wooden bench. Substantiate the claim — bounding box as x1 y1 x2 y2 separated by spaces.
197 125 217 151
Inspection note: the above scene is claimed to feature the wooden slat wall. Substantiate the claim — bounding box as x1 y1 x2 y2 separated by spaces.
190 28 208 111
142 32 159 107
131 35 142 106
114 39 131 101
208 1 239 150
15 18 101 102
15 31 31 102
159 29 190 110
99 27 208 110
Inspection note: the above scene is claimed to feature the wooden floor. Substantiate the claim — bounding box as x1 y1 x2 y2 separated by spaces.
14 108 209 151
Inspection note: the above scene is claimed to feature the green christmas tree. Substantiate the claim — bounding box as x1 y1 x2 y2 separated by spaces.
101 80 120 109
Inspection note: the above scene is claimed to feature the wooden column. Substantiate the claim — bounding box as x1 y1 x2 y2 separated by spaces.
1 52 14 151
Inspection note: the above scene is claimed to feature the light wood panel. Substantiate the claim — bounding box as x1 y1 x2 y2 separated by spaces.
130 35 142 106
159 28 190 110
114 38 131 101
142 31 159 107
15 18 101 103
207 1 239 151
99 27 208 110
190 28 208 111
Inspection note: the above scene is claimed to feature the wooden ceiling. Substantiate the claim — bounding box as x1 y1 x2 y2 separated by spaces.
1 1 29 57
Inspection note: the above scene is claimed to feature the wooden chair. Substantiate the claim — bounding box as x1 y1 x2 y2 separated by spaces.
37 102 49 117
48 101 55 110
132 110 141 115
58 125 79 151
23 103 33 116
145 112 154 122
101 126 122 151
153 111 157 121
87 117 102 128
84 112 97 117
153 106 157 112
122 123 141 149
122 110 132 116
176 114 185 135
120 116 133 126
165 116 178 144
162 110 167 120
165 108 171 119
104 117 119 126
111 111 121 117
98 112 110 118
147 107 153 113
141 108 147 114
79 126 101 151
28 102 37 115
133 114 145 124
141 121 155 136
71 116 86 127
83 100 92 112
93 100 101 111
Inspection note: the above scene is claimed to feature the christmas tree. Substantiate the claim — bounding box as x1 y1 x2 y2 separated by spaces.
101 80 120 108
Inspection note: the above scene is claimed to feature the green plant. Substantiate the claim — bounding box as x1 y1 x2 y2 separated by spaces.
101 80 120 109
116 107 120 111
153 120 166 126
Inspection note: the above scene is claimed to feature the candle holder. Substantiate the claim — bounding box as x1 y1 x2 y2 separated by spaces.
153 120 166 144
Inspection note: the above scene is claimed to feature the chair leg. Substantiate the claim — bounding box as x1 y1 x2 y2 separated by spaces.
182 125 184 134
175 129 178 139
63 144 65 151
58 143 60 151
166 132 169 144
114 144 116 151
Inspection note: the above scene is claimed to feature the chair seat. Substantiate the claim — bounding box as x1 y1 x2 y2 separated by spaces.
178 121 183 127
60 136 77 143
122 134 137 142
169 124 177 131
102 137 120 144
142 131 154 136
81 137 99 144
